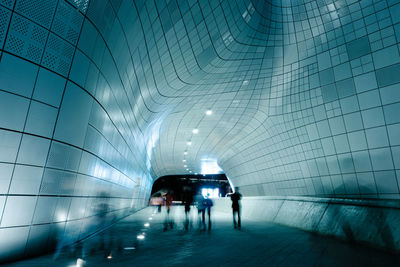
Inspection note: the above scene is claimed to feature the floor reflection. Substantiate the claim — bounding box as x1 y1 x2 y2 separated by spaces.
6 206 400 267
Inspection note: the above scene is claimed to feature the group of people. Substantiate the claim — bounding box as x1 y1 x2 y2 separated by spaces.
156 187 242 231
193 191 214 231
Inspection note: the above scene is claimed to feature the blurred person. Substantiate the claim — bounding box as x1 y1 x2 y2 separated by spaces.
230 187 242 229
96 196 114 258
53 193 113 260
150 194 163 213
163 191 174 231
194 191 205 230
183 188 194 231
157 197 162 213
203 193 214 231
52 228 71 260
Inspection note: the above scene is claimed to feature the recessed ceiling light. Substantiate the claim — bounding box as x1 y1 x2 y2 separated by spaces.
183 159 186 162
189 171 192 173
184 165 187 167
206 110 212 115
187 141 192 146
186 168 189 171
192 129 199 134
184 151 188 155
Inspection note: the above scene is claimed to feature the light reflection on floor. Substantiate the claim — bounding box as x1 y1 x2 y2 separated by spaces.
5 206 400 267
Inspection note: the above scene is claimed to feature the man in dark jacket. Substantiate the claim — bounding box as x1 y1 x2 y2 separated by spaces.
230 187 242 229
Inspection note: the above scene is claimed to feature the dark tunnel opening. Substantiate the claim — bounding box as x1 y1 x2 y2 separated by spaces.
150 174 231 203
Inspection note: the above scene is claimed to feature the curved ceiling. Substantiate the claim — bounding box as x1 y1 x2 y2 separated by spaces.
1 0 400 261
105 0 400 198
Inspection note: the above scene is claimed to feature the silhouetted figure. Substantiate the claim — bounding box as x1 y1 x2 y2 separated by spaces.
203 194 214 231
231 187 242 229
163 191 174 231
194 192 205 230
183 190 193 231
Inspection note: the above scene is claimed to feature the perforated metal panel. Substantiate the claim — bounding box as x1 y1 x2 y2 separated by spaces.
5 14 47 63
66 0 89 14
52 0 83 45
42 33 74 75
15 0 57 28
0 6 11 48
0 0 14 8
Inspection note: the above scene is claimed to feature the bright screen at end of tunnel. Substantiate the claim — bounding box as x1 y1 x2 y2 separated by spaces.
200 159 222 174
202 188 219 198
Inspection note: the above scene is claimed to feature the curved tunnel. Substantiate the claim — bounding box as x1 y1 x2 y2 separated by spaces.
1 0 400 262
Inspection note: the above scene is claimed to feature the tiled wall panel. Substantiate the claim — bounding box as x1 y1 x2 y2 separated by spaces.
0 0 152 262
1 0 400 262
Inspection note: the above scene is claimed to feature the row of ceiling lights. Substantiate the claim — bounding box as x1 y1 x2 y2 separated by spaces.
183 109 212 174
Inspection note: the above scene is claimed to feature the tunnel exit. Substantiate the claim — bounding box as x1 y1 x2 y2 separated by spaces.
150 174 230 203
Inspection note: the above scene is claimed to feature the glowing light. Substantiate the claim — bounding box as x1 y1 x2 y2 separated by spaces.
187 141 192 146
107 255 112 259
184 165 187 167
124 247 136 250
184 151 188 155
183 159 186 162
226 174 236 193
55 211 67 222
206 110 212 115
73 258 85 267
202 188 219 198
137 234 145 240
186 168 189 171
194 173 198 175
144 223 150 227
149 217 152 220
192 129 199 134
201 159 223 174
144 117 164 170
189 171 192 173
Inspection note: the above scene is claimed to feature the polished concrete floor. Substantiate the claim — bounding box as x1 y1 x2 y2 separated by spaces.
5 206 400 267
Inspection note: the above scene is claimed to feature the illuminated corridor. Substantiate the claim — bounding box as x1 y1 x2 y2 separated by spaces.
1 0 400 265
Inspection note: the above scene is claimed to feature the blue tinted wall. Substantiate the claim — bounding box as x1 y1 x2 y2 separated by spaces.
0 0 153 261
1 0 400 262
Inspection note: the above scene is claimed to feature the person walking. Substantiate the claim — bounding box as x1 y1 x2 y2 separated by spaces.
203 193 213 231
194 191 205 230
163 191 174 231
230 187 242 229
183 189 193 231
